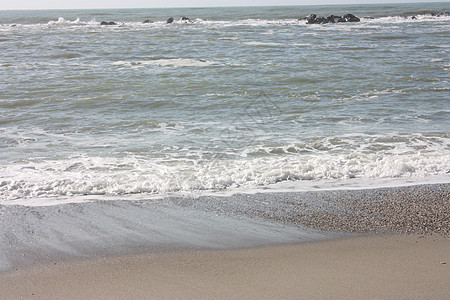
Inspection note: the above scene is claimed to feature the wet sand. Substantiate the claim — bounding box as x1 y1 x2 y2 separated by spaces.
0 184 449 299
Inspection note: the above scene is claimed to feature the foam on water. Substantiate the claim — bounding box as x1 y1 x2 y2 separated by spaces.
362 14 450 24
47 17 82 26
1 133 449 204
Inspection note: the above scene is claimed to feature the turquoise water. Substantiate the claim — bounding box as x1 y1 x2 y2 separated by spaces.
0 3 449 203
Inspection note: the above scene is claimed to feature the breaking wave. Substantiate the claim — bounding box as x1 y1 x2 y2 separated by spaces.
1 134 449 202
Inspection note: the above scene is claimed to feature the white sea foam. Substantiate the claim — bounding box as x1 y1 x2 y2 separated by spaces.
1 134 449 204
46 17 98 27
362 14 450 24
48 17 80 26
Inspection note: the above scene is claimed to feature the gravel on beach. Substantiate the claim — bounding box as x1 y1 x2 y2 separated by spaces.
172 183 450 236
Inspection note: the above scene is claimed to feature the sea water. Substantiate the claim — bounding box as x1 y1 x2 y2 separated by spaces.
1 3 449 205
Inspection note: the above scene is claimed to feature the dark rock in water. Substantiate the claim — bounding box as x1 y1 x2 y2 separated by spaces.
326 15 341 23
143 19 153 24
316 17 326 24
167 17 174 24
181 16 190 21
343 14 360 22
100 21 117 26
306 14 317 24
305 13 360 24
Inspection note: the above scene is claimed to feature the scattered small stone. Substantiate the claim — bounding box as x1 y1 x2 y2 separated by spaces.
440 261 446 264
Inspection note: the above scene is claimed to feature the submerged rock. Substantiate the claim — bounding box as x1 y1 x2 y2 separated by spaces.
167 17 174 24
142 19 153 24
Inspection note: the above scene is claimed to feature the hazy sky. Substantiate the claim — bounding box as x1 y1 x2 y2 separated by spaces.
1 0 447 10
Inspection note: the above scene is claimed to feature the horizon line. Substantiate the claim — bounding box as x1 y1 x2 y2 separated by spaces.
1 1 448 11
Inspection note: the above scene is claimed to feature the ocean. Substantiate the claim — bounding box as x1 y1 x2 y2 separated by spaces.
1 3 449 205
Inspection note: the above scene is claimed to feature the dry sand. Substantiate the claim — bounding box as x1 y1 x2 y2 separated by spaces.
1 234 449 300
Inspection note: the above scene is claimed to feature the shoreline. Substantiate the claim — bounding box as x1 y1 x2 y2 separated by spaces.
0 183 449 298
0 183 448 272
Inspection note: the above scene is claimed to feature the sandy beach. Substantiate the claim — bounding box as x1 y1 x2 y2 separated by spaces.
0 184 449 299
0 234 449 299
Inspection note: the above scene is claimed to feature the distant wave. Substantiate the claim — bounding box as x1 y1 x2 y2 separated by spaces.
1 11 449 28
